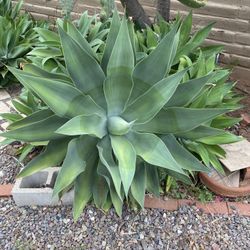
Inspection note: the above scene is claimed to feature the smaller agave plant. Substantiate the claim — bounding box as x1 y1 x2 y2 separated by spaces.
2 11 241 219
0 0 46 86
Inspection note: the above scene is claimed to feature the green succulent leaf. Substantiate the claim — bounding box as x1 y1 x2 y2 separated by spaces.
23 64 71 83
162 134 208 172
58 25 105 94
8 67 105 118
127 132 185 175
7 109 54 130
53 136 97 197
131 162 146 208
0 113 23 123
34 27 60 42
65 21 97 59
74 147 98 220
131 23 179 100
101 9 121 73
18 138 70 178
177 125 236 140
93 170 109 209
110 135 136 196
135 108 230 134
97 160 123 216
165 73 213 107
197 133 243 145
97 136 122 198
123 69 187 124
104 17 134 115
2 115 67 142
145 164 160 196
56 114 107 138
12 100 32 116
174 22 214 64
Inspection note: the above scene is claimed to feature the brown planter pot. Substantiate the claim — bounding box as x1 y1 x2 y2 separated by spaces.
199 172 250 198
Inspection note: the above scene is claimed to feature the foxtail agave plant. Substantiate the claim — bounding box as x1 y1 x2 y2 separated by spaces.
2 12 241 219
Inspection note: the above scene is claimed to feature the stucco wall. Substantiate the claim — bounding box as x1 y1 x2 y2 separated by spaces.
15 0 250 91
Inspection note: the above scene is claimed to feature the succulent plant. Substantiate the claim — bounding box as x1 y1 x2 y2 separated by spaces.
2 12 241 219
0 0 46 86
0 0 23 19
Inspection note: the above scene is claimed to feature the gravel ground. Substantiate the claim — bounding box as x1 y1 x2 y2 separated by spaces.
0 198 250 250
0 149 20 185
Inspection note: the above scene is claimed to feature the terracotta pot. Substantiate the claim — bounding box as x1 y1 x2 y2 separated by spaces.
199 172 250 198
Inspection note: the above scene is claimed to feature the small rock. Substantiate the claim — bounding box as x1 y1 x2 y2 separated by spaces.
139 233 144 240
63 218 70 224
81 225 87 232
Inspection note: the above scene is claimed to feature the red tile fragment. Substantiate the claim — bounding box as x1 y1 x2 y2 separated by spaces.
227 202 250 216
195 201 229 215
144 196 178 211
0 184 13 197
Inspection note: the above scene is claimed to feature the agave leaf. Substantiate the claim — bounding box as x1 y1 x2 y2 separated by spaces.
211 116 242 129
177 125 236 140
207 150 224 173
74 149 98 220
101 9 121 73
18 138 70 178
2 115 67 142
166 169 192 184
184 141 210 166
145 164 160 197
200 45 224 58
165 73 212 107
97 136 122 198
34 27 60 42
122 70 186 124
174 23 214 64
28 48 62 57
127 132 185 174
131 23 179 100
56 114 107 138
109 183 123 216
104 17 134 115
123 69 187 124
7 109 53 130
205 145 226 158
197 133 243 145
93 168 109 209
58 25 105 94
179 12 192 47
97 161 123 216
66 21 97 59
12 100 32 116
135 108 230 134
0 113 23 123
8 67 105 118
53 136 97 196
18 144 34 162
131 162 146 208
162 134 208 172
23 64 72 83
110 135 136 196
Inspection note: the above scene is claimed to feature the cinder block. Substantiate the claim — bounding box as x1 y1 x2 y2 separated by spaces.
12 167 74 206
